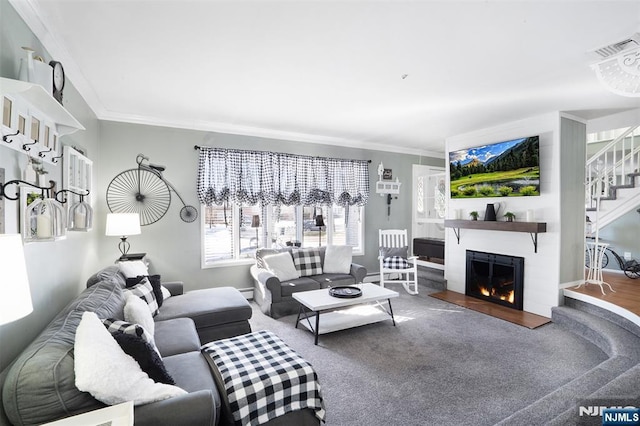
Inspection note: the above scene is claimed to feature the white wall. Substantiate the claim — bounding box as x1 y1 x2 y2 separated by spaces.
445 112 566 318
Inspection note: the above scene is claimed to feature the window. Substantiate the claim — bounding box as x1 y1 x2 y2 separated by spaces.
197 147 369 267
201 204 364 267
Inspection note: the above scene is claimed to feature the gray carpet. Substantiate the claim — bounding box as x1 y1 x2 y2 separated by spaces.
248 283 608 426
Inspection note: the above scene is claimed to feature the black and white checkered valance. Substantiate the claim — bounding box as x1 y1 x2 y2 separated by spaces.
197 147 369 207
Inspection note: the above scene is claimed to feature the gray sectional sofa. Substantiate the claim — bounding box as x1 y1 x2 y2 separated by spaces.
250 246 367 318
1 265 253 426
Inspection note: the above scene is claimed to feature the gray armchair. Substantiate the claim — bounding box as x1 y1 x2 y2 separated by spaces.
250 246 367 318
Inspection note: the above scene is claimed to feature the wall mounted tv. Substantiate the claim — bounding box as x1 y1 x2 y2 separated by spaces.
449 135 540 198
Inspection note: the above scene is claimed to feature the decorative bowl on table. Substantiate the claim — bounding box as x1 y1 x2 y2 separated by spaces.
328 286 362 298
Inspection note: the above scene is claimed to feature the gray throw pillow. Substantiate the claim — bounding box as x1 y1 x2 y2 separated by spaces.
380 246 408 259
256 247 292 269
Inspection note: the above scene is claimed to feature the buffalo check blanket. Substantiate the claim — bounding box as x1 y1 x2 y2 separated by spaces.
202 330 326 425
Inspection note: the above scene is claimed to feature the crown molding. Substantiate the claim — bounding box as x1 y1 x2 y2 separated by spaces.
100 111 444 158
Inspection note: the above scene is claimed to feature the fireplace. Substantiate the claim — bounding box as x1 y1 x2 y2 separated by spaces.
465 250 524 310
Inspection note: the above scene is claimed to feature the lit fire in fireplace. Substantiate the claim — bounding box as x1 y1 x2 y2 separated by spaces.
477 286 515 304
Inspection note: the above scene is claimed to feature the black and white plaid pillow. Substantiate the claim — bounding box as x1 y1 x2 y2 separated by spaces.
102 318 154 347
292 248 323 276
383 256 412 269
126 274 164 307
124 278 159 316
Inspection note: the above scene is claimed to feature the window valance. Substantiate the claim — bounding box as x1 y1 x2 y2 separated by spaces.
197 147 370 207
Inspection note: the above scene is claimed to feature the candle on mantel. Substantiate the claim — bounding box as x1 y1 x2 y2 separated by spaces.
36 215 52 238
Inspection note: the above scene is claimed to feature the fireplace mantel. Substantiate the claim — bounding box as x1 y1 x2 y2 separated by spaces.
444 219 547 253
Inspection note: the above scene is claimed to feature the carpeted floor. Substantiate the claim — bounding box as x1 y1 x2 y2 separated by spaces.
248 283 608 426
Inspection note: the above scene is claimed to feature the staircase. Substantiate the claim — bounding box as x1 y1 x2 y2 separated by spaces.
585 125 640 231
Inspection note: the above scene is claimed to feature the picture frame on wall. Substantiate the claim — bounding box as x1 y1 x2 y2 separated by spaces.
30 116 40 143
20 188 41 239
2 96 12 128
18 114 26 134
383 168 393 180
44 125 51 148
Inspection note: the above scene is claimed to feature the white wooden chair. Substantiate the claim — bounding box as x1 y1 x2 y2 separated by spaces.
378 229 419 295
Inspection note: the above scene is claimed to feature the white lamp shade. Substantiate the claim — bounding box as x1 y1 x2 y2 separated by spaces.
0 234 33 325
105 213 141 237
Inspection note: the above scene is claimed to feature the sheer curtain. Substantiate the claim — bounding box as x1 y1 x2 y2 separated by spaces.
197 147 369 208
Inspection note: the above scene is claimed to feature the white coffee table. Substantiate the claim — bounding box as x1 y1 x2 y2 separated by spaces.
293 283 399 345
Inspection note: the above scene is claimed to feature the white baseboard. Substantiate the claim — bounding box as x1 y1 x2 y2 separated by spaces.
239 288 254 300
559 280 583 289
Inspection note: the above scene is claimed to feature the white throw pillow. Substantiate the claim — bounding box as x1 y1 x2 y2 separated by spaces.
263 252 300 281
124 293 155 338
74 312 186 406
118 260 149 278
323 245 353 274
161 285 172 300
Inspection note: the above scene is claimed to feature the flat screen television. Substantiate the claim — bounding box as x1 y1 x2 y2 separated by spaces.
449 135 540 198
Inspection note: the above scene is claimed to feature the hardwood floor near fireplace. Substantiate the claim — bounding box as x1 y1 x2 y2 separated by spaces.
429 290 552 329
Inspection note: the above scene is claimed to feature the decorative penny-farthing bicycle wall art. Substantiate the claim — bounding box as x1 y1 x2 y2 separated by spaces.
106 154 198 226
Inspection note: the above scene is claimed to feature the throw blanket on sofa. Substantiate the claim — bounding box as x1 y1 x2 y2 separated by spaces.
202 330 326 425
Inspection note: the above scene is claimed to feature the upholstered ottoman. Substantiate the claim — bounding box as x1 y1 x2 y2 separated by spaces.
203 330 324 426
155 286 253 344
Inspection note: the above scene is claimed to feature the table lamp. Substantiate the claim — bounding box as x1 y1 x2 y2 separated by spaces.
105 213 141 259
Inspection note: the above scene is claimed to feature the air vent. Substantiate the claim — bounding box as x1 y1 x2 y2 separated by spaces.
591 33 640 59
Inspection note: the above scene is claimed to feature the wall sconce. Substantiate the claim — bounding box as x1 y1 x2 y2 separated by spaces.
0 179 92 241
105 213 141 259
25 195 66 241
0 179 64 241
56 189 93 231
0 234 33 325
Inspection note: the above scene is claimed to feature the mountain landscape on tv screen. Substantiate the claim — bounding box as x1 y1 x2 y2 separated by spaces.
449 136 540 198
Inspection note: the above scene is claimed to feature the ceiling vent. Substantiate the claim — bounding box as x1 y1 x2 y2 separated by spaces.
590 33 640 59
589 33 640 97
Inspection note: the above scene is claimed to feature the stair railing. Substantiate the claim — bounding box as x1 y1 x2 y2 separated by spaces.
586 125 639 209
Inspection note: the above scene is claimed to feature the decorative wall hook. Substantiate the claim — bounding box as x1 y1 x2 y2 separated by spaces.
55 188 90 204
2 130 19 143
51 153 63 163
38 147 52 158
22 140 37 151
0 179 54 201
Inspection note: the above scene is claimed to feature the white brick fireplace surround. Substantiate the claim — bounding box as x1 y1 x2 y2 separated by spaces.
444 112 586 318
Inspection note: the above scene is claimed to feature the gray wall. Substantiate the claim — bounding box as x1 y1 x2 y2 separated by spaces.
599 208 640 271
0 0 101 372
559 117 587 283
96 121 444 289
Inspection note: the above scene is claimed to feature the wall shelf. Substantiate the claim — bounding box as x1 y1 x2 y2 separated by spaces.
376 180 402 195
1 77 85 165
444 219 547 253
